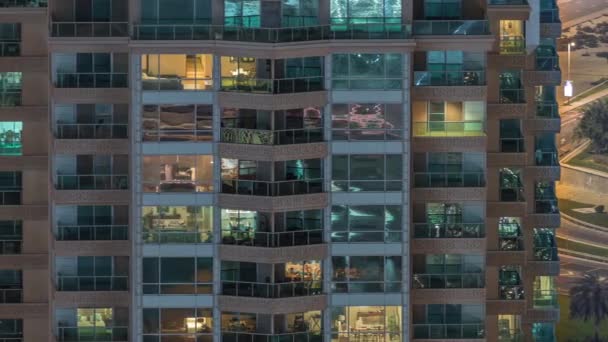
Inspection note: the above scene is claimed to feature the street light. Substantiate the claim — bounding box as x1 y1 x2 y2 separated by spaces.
565 41 575 105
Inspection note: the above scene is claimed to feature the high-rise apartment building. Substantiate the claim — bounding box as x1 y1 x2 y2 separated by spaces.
3 0 562 340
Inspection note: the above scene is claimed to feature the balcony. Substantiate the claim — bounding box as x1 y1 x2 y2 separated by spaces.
413 172 486 188
0 288 21 303
56 275 128 291
222 179 322 197
0 41 20 58
413 223 485 238
412 273 485 289
133 24 411 41
0 0 46 7
221 280 322 298
0 221 21 254
221 127 323 145
54 73 128 88
414 71 485 86
500 89 525 104
221 229 322 247
412 20 489 35
413 324 485 339
500 36 525 55
55 174 128 190
56 327 127 342
51 22 129 37
499 330 523 342
535 186 559 214
413 121 485 137
0 89 20 107
56 224 128 241
220 77 323 94
536 101 558 118
55 123 128 140
533 290 558 308
536 47 559 71
222 332 321 342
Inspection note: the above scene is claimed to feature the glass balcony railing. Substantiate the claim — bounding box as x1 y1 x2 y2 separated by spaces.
0 336 22 342
413 121 485 137
414 71 485 86
536 49 560 71
413 20 489 35
535 150 558 166
51 22 129 37
55 174 129 190
56 225 128 241
133 24 411 41
56 327 128 342
533 290 558 308
219 77 323 94
489 0 528 5
412 273 485 289
413 324 485 339
413 172 486 188
413 223 485 238
500 36 525 55
540 9 561 23
55 73 128 88
533 247 559 261
500 187 525 202
221 332 322 342
221 179 323 196
0 90 21 107
221 229 323 247
500 285 525 300
56 276 128 291
0 0 46 7
0 288 21 303
499 330 524 342
499 237 524 251
0 42 19 57
332 280 402 293
0 240 20 254
0 190 20 205
55 124 128 139
536 101 558 118
221 280 322 298
500 89 526 103
221 128 323 145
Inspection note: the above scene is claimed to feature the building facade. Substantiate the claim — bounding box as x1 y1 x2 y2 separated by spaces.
2 0 562 340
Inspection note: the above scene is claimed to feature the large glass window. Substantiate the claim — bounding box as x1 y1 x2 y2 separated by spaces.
332 54 402 89
56 308 128 342
282 0 318 26
0 270 21 303
0 171 21 205
414 51 485 86
498 217 523 251
54 53 128 88
142 206 213 244
142 104 212 142
0 122 21 155
423 0 461 19
411 101 485 137
55 205 128 241
415 202 484 238
55 104 128 139
500 168 524 202
412 254 484 289
142 257 213 294
224 0 261 27
332 256 401 293
413 152 485 188
331 103 402 140
55 256 129 291
0 319 21 341
412 304 485 339
141 54 213 91
142 155 213 193
143 308 213 340
0 72 21 106
499 70 525 103
332 154 402 192
330 0 402 26
141 0 211 24
0 23 19 56
0 220 21 254
331 306 402 342
331 205 402 243
55 154 129 190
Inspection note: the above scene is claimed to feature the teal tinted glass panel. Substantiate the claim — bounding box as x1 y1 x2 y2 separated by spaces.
0 122 21 156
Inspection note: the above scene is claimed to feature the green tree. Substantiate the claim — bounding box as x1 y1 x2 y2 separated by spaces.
575 98 608 153
569 273 608 342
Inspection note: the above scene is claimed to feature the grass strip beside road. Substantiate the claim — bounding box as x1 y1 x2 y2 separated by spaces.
556 236 608 258
566 146 608 174
558 198 608 228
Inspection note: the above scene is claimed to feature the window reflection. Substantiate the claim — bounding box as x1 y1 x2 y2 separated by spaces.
142 206 213 243
331 104 402 140
331 306 402 342
0 122 21 155
141 54 213 91
332 256 402 293
142 104 212 142
142 155 213 193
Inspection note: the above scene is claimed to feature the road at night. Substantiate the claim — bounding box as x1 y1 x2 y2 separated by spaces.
558 0 608 24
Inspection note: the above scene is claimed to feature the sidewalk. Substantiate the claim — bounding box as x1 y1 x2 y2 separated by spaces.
559 87 608 115
557 184 608 207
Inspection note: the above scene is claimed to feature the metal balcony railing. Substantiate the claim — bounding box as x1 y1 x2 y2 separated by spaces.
56 225 128 241
413 223 485 238
413 324 485 339
412 273 485 289
51 22 129 37
413 172 485 188
56 275 128 291
220 127 323 145
413 20 489 35
414 70 485 86
55 174 128 190
55 73 128 88
221 280 322 298
221 179 323 196
413 121 485 136
221 229 323 247
55 123 128 139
